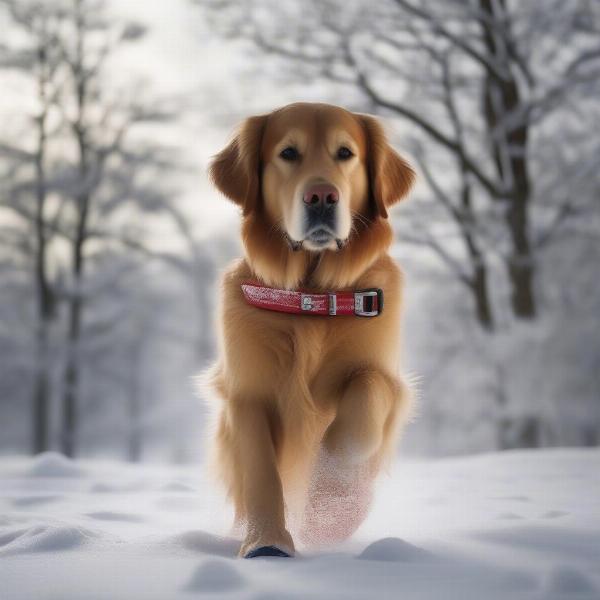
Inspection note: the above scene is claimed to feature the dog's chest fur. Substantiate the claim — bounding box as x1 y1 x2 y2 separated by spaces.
218 257 402 410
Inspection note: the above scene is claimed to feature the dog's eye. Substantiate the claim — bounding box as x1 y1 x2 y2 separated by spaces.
279 147 300 161
336 146 354 160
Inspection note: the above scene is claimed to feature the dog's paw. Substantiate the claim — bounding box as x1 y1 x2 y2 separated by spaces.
239 525 295 558
244 545 291 559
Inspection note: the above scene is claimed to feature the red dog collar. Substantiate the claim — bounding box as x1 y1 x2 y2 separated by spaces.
241 283 383 317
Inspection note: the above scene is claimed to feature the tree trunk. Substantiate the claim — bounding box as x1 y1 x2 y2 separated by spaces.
495 368 541 450
127 339 143 462
479 0 536 319
459 165 495 330
33 326 50 454
32 39 53 455
62 288 83 458
471 263 494 330
60 162 89 458
506 197 536 318
60 2 89 457
498 416 541 450
32 336 50 454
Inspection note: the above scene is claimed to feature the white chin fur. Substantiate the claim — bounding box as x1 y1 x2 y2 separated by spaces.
303 238 339 252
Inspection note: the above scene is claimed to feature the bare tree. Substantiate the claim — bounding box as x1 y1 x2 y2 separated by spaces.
0 0 67 452
48 0 162 456
1 0 216 458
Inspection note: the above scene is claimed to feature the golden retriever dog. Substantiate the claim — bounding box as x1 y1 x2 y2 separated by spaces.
207 102 415 558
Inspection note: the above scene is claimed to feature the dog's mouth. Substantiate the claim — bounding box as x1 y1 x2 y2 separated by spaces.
308 227 334 246
285 229 347 252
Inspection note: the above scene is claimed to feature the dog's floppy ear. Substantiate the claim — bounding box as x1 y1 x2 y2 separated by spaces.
209 115 268 216
360 114 416 218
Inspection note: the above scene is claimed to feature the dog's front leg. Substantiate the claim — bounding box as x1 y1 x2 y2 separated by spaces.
230 401 294 558
324 367 405 465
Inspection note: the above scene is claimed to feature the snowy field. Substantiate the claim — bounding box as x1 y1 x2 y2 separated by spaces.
0 450 599 600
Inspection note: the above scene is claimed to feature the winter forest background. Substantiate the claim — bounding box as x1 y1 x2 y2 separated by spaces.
0 0 598 462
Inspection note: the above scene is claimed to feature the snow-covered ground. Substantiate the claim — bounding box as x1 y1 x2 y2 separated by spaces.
0 449 599 599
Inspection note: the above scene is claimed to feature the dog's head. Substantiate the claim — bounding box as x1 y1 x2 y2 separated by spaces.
210 103 415 254
210 103 414 288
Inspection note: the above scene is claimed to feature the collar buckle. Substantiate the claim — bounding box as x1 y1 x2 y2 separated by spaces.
354 289 383 317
